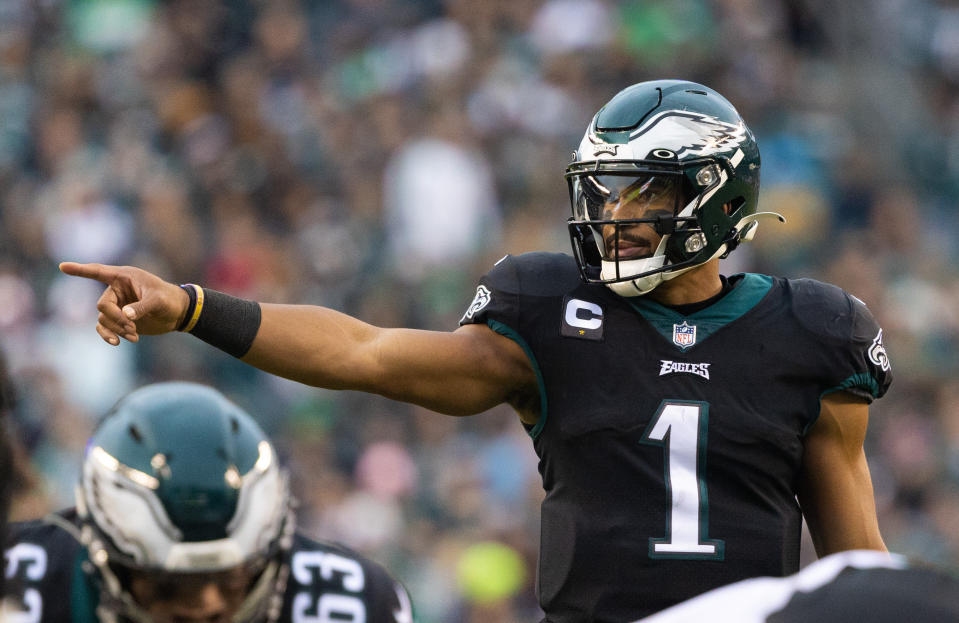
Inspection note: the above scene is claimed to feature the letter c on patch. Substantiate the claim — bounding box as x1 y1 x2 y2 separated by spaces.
565 299 603 330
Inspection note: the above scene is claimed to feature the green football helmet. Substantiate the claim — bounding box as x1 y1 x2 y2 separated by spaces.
566 79 783 296
76 382 294 623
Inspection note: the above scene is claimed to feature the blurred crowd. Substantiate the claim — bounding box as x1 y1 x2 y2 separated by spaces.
2 0 959 621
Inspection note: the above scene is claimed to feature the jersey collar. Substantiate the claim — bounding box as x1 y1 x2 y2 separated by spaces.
625 273 773 351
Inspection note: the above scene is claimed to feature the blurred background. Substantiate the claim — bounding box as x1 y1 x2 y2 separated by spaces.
1 0 959 620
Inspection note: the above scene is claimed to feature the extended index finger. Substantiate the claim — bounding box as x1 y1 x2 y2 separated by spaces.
58 262 122 284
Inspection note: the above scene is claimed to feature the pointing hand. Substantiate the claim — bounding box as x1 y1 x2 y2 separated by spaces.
58 262 189 345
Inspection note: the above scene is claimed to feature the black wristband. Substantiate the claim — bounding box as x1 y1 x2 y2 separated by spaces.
176 284 199 332
188 289 262 359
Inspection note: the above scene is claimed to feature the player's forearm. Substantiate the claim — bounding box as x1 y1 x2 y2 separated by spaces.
804 499 887 556
241 303 383 390
810 456 887 556
180 290 530 415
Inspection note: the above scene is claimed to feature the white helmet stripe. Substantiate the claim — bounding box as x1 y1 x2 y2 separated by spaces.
730 147 744 167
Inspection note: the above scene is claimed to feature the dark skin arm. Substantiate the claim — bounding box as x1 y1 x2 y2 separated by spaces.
58 262 540 423
249 305 539 420
797 391 887 556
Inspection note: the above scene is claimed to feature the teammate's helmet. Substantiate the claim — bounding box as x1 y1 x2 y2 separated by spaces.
76 382 294 623
566 79 780 296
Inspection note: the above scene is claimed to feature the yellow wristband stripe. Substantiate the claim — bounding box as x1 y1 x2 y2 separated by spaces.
183 285 204 333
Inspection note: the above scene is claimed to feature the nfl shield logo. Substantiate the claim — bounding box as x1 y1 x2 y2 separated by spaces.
673 321 697 349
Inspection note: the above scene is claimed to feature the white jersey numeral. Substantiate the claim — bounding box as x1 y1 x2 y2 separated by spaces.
641 401 724 559
291 551 367 623
3 543 47 623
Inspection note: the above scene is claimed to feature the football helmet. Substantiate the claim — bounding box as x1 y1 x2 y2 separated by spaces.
76 382 294 623
566 79 783 296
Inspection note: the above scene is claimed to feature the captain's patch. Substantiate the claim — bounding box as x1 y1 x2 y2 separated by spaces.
561 297 604 341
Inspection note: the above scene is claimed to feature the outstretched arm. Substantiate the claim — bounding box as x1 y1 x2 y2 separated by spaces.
797 391 886 556
58 262 538 418
248 305 535 416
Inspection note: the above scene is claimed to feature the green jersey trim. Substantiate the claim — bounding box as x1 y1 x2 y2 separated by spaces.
72 549 99 623
822 372 881 400
805 373 882 435
487 319 549 440
626 273 773 351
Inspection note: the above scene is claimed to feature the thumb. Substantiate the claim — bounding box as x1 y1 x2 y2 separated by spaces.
122 301 149 321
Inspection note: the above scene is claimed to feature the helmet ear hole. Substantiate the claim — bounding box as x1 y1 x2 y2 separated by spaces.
727 197 745 216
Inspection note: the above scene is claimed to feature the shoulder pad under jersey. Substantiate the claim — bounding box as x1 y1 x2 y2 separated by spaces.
478 252 581 296
787 278 892 401
789 278 876 343
459 252 581 327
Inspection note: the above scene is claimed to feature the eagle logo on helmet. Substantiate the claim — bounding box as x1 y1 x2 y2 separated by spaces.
627 111 748 159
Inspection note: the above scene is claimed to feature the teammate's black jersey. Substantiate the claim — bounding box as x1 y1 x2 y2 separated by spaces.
2 509 413 623
459 252 893 623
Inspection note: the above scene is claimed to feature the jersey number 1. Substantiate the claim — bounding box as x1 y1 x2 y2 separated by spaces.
641 400 725 560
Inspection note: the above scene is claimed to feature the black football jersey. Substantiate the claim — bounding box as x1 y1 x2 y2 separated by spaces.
2 509 413 623
633 550 959 623
459 252 892 623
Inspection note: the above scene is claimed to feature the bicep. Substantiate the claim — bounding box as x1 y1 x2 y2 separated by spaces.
363 323 537 416
797 391 886 556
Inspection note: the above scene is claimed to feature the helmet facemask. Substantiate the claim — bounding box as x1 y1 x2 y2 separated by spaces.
567 156 741 296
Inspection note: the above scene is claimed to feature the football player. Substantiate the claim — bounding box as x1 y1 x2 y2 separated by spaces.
60 79 891 622
632 550 959 623
2 382 413 623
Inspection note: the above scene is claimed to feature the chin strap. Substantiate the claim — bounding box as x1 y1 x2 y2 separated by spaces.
233 504 296 623
602 211 786 298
